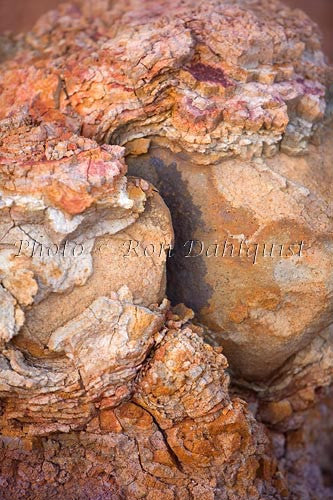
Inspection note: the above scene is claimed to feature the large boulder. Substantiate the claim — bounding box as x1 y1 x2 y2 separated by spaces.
0 0 332 381
128 127 333 380
0 0 332 498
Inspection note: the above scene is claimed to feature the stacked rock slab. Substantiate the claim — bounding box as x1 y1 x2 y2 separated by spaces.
0 0 332 498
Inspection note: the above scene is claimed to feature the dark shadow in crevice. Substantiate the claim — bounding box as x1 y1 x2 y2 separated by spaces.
127 147 213 313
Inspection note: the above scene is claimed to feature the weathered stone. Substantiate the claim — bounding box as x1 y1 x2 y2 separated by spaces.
0 0 332 498
128 126 333 380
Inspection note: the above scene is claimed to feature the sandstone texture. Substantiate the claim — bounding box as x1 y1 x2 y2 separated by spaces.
0 0 332 498
129 127 333 380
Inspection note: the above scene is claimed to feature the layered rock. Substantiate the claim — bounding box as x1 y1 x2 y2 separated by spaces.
0 316 283 499
0 0 332 378
0 0 332 498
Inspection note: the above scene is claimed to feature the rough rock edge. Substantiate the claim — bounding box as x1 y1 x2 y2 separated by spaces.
0 0 332 165
0 306 284 499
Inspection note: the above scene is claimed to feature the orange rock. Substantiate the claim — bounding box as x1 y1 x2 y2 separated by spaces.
99 410 122 433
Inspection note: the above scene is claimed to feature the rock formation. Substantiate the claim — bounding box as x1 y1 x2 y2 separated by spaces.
0 0 332 498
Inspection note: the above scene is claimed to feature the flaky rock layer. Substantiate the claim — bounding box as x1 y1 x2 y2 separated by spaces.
0 0 332 499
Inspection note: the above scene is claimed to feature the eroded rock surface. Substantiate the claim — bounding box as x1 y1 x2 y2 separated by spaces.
0 316 283 499
129 127 333 380
0 0 332 498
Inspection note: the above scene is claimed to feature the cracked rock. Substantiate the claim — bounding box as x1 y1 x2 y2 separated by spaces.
0 0 332 499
